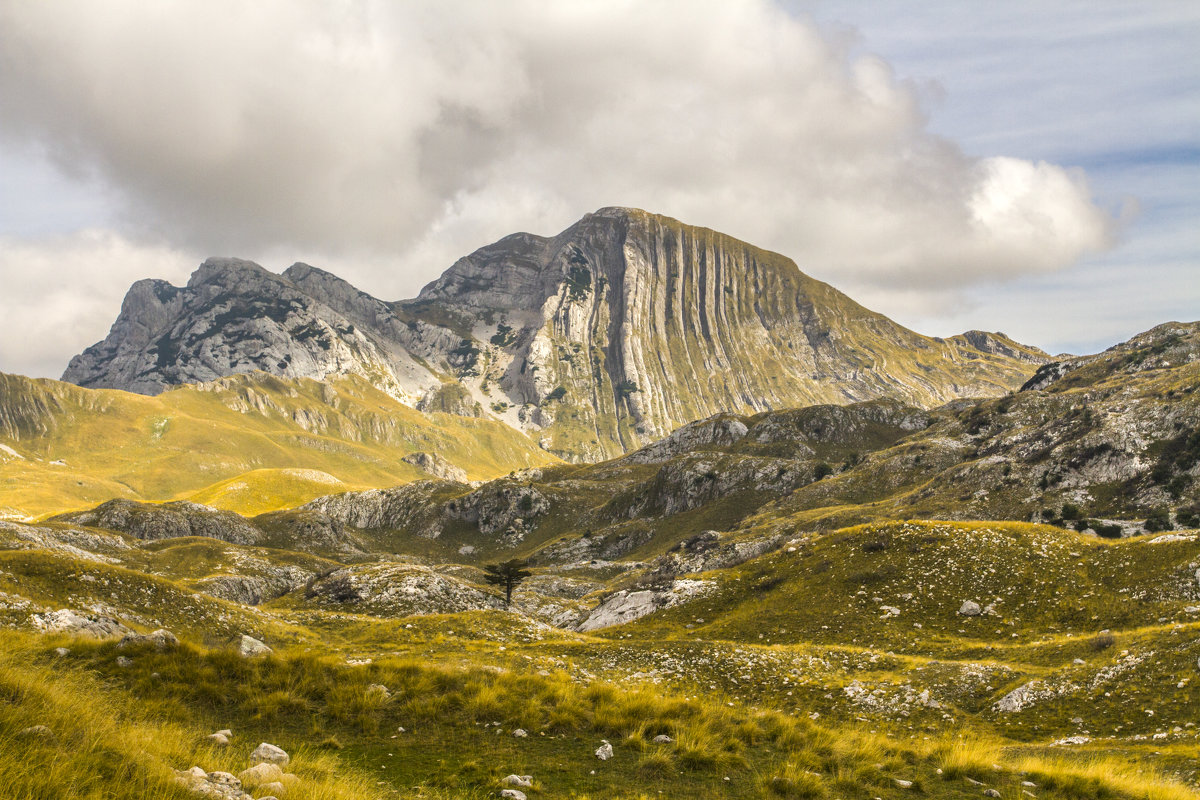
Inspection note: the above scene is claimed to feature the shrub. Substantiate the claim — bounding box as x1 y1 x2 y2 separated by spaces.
814 463 834 480
1089 631 1116 651
1061 503 1082 521
1176 507 1199 529
1093 522 1123 539
1143 509 1171 532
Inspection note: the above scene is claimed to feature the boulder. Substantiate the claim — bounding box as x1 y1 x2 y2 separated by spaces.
595 741 613 760
500 791 527 800
115 656 133 668
256 782 286 797
207 732 230 746
239 763 284 785
236 635 272 658
958 600 982 617
652 734 673 743
249 742 289 765
502 775 533 788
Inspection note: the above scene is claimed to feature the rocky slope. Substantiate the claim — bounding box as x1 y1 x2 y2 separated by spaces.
62 208 1047 461
748 320 1200 531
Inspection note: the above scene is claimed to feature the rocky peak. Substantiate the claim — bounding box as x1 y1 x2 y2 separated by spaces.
61 257 429 398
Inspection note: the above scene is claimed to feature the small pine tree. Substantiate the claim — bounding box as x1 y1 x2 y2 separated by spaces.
483 559 533 608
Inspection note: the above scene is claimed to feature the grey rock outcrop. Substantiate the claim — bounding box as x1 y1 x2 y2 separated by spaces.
402 451 469 482
53 499 261 545
30 608 133 639
576 579 714 632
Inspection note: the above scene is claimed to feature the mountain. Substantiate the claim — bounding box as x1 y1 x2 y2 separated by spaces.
62 207 1048 461
0 371 557 520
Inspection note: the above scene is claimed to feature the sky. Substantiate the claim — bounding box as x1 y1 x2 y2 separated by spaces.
0 1 1196 380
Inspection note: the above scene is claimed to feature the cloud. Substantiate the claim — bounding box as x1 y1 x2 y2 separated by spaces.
0 1 1116 316
0 230 198 379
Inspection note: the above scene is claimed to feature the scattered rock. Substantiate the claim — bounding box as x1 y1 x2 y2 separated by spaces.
53 647 70 657
256 783 286 798
512 728 528 738
652 734 673 743
366 683 391 699
502 775 533 788
500 790 527 800
115 656 133 668
984 790 1002 798
250 742 289 766
207 733 230 746
595 741 613 760
894 778 913 789
236 635 272 658
958 600 982 617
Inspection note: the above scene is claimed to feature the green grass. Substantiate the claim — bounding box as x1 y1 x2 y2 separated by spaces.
3 628 1192 799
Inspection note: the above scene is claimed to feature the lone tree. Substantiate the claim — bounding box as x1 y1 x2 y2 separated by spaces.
483 559 532 608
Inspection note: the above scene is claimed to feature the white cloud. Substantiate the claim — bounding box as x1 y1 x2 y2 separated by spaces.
0 1 1116 303
0 230 198 379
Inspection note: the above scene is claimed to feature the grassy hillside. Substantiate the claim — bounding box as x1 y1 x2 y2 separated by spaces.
0 371 558 519
3 625 1196 800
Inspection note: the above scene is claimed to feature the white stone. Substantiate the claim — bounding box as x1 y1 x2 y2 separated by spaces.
250 742 289 765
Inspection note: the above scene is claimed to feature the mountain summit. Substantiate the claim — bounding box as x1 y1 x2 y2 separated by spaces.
62 207 1047 460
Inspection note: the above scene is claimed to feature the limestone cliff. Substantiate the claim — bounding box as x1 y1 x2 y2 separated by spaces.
412 207 1047 459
